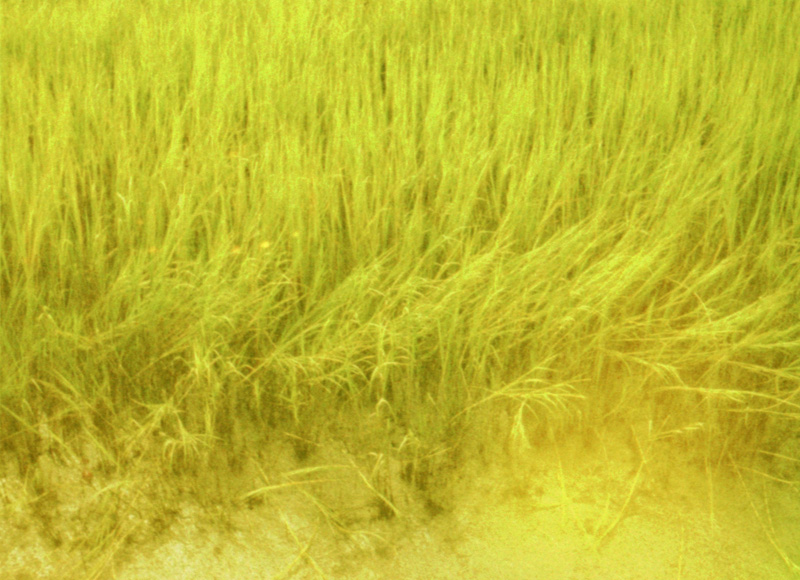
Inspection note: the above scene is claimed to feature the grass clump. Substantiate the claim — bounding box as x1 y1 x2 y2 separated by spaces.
1 0 799 551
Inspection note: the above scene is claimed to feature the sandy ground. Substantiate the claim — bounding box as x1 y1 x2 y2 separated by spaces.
2 421 799 580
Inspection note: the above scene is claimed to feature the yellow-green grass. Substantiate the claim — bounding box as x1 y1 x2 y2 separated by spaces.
2 0 799 508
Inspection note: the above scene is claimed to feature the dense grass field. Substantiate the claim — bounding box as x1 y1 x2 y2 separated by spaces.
2 0 799 525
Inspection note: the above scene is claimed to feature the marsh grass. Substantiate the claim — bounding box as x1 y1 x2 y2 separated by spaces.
2 0 800 570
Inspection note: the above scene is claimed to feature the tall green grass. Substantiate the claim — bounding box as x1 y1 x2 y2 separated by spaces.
2 0 799 484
